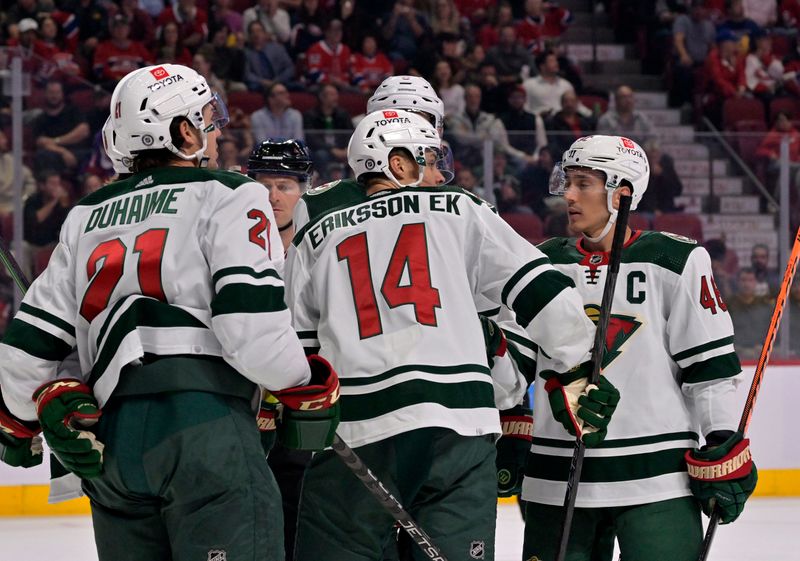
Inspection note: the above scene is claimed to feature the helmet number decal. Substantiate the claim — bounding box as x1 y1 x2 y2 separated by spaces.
247 209 272 259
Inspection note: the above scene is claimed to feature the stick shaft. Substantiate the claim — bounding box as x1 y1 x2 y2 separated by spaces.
331 435 448 561
697 226 800 561
556 196 632 561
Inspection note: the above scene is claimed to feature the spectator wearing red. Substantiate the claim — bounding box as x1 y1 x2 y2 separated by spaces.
350 35 392 93
6 18 48 77
306 19 351 88
115 0 156 48
475 2 513 50
156 0 208 51
516 0 572 54
152 20 193 66
706 30 746 101
36 16 84 80
745 30 791 99
453 0 494 27
93 14 151 84
782 0 800 27
755 111 800 163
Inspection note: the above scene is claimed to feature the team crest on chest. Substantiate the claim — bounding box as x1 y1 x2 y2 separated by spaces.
584 304 642 368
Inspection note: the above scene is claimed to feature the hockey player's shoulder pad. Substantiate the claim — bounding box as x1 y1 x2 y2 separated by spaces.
630 230 699 275
536 236 574 259
302 178 368 221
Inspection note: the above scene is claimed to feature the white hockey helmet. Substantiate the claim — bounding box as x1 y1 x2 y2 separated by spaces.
550 135 650 242
109 64 229 166
348 109 441 187
102 116 133 174
367 75 445 132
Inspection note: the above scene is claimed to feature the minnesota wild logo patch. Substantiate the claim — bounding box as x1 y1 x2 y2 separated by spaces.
584 304 642 368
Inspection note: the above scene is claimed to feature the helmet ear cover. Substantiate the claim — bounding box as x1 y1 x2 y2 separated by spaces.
130 116 194 173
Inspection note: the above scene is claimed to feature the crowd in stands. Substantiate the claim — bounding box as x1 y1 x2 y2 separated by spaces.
0 0 796 355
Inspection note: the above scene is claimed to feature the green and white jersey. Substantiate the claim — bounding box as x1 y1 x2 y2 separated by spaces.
294 179 538 409
285 184 594 448
521 230 743 508
0 167 310 421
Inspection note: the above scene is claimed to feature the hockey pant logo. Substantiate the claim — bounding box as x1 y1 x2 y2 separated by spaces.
470 540 485 559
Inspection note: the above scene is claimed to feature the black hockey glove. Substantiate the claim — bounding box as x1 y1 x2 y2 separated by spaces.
541 363 620 447
496 405 532 497
686 431 758 524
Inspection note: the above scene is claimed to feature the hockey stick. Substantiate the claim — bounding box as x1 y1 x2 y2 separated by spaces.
555 194 632 561
697 225 800 561
331 435 448 561
0 232 30 294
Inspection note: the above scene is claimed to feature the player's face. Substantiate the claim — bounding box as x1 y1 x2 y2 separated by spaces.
563 168 609 235
422 149 445 186
201 104 222 167
258 175 302 228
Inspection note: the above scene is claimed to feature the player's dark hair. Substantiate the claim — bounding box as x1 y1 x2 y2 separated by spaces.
130 116 192 173
363 147 415 187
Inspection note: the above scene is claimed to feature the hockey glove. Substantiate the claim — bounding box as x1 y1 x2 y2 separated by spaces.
257 391 280 455
33 379 104 479
273 355 340 451
496 405 532 497
542 364 620 447
479 315 508 368
686 431 758 524
0 398 43 468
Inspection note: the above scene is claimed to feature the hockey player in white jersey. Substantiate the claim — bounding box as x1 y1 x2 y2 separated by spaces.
284 110 619 561
521 135 758 561
0 64 340 561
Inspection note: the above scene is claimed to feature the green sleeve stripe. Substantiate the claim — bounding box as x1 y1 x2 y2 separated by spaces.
526 447 689 483
340 363 490 387
504 330 538 353
90 299 207 386
19 303 76 337
211 283 288 316
3 319 73 362
672 336 734 362
341 379 495 422
479 307 501 317
506 343 537 386
681 352 741 385
212 266 281 285
296 330 318 339
509 270 574 328
501 258 550 306
532 430 699 450
303 346 321 357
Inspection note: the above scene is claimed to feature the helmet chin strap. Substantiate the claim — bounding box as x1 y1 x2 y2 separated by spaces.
167 125 210 167
582 189 619 244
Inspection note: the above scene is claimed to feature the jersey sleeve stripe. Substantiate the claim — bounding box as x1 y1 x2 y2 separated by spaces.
19 303 76 338
478 307 501 317
2 319 73 362
507 270 576 328
212 266 281 286
504 330 539 353
343 372 491 396
671 336 734 363
340 378 495 423
15 310 76 347
89 299 208 386
506 343 537 385
501 257 550 305
210 284 288 316
680 352 741 385
340 363 491 387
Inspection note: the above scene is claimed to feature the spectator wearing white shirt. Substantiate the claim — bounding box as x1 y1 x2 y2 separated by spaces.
432 60 465 118
252 82 305 144
243 0 291 43
743 0 777 28
522 49 590 118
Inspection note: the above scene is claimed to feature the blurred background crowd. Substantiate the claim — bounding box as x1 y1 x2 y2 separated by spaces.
0 0 797 358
